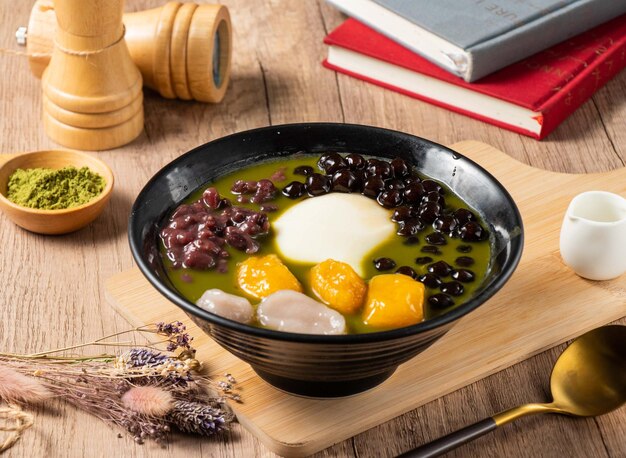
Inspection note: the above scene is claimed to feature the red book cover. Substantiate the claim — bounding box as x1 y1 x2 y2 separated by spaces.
323 17 626 139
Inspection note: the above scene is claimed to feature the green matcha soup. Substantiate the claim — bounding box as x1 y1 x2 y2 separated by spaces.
160 153 491 334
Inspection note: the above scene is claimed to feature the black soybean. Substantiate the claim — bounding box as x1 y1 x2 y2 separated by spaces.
391 157 410 177
419 202 441 224
423 191 444 206
377 190 403 208
433 215 458 234
385 178 405 191
374 257 396 271
306 173 331 196
396 266 418 280
457 245 473 253
404 176 421 186
352 169 367 189
455 256 475 267
454 208 476 225
441 281 464 296
429 293 455 309
294 165 314 176
397 218 423 236
362 176 386 197
403 182 426 204
318 152 347 174
317 153 330 168
392 206 413 222
282 181 305 199
332 169 360 193
345 153 366 169
425 232 446 245
451 269 475 282
428 261 453 276
459 221 486 242
422 179 443 194
419 273 442 288
367 160 393 179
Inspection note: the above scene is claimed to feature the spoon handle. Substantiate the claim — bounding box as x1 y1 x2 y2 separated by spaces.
397 403 553 457
396 418 496 458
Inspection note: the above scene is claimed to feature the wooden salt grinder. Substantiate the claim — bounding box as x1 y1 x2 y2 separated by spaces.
25 1 232 103
41 0 144 150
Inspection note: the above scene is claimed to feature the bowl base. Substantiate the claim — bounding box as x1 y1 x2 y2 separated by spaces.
253 367 397 398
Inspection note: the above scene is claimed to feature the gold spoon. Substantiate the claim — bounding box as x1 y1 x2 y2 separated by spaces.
399 325 626 457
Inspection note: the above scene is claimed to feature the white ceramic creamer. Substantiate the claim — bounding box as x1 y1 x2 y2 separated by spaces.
560 191 626 281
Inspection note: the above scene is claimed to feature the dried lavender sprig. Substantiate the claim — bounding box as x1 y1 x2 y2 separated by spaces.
34 372 170 445
115 349 199 387
155 321 194 352
119 411 170 445
123 349 170 368
0 319 238 446
29 369 233 443
168 400 229 436
1 321 197 361
3 352 238 404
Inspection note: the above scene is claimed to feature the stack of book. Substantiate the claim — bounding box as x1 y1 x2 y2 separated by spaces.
323 0 626 139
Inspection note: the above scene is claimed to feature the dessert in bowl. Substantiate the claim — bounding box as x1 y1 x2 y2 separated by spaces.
129 123 523 397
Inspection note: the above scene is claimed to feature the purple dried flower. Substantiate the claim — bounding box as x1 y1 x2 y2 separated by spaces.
156 321 185 335
120 348 194 387
176 333 191 349
115 380 132 395
120 411 170 445
155 321 194 351
0 320 234 451
126 349 169 368
168 401 227 436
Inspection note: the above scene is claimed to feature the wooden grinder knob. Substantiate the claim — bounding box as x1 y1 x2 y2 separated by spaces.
26 0 232 104
41 0 144 150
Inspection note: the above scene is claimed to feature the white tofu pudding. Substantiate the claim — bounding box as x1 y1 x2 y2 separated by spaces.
272 193 395 276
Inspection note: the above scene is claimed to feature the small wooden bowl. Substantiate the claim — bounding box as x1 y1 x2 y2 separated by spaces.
0 150 114 234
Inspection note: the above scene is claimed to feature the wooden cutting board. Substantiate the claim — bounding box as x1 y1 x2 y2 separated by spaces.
104 140 626 457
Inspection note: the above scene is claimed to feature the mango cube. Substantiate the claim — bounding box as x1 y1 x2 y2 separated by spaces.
362 274 425 328
236 254 302 300
310 259 367 314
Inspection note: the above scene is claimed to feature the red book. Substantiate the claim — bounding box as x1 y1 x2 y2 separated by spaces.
323 17 626 139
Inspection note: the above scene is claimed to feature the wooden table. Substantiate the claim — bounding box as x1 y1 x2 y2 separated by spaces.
1 1 625 457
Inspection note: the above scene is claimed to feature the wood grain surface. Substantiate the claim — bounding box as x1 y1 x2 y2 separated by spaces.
0 1 625 457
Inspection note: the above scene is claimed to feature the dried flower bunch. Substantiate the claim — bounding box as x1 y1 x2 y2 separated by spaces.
0 321 239 451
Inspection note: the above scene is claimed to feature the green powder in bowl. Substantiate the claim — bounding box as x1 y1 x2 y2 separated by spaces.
7 166 106 210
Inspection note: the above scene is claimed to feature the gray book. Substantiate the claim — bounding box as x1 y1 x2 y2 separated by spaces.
327 0 626 81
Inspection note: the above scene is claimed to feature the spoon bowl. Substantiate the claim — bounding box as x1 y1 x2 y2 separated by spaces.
550 325 626 417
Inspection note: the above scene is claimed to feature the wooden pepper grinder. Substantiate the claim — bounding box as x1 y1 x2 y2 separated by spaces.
41 0 144 150
23 0 232 103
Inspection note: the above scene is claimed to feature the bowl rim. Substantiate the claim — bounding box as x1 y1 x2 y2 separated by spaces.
129 122 524 344
0 149 115 214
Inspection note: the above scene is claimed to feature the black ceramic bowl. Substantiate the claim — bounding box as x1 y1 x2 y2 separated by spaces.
129 123 523 397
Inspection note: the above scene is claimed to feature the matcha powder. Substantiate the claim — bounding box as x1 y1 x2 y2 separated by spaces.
7 166 106 210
